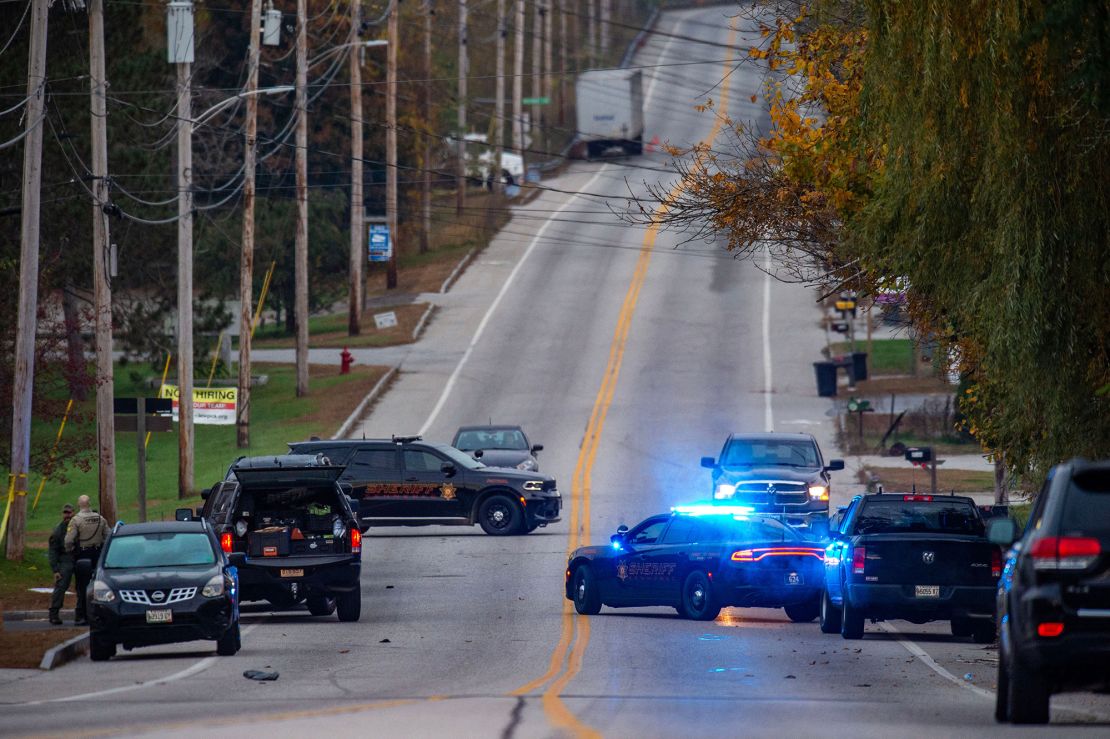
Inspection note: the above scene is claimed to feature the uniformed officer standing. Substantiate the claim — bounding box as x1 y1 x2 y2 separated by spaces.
48 503 75 625
65 495 109 626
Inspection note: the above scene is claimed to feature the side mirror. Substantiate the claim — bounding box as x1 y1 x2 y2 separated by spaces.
75 559 93 578
441 462 457 476
175 507 193 521
227 552 247 568
826 459 845 472
531 444 544 453
987 517 1019 547
473 450 484 459
617 524 629 534
700 456 716 469
200 487 212 500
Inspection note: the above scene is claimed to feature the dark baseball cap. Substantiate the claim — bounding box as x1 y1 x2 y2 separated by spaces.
62 504 74 513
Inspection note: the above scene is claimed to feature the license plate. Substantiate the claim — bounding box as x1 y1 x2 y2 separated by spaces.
915 585 940 598
280 568 304 578
786 572 803 586
145 609 173 624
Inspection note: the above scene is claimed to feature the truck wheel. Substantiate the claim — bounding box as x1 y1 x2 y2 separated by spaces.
336 587 362 622
819 590 842 634
840 596 865 640
951 617 973 637
572 566 602 615
1008 653 1051 724
216 621 240 656
478 494 523 535
784 597 820 623
995 639 1011 722
89 632 116 662
306 592 337 616
679 571 721 622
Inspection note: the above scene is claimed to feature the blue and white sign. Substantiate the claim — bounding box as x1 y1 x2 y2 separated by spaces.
368 223 391 262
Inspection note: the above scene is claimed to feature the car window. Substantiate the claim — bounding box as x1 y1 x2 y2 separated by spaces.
311 446 353 465
455 429 528 451
1024 478 1053 537
853 500 984 536
729 517 799 541
433 444 486 470
661 517 698 544
404 450 444 473
104 532 216 569
1061 468 1110 535
839 500 860 535
692 518 733 543
346 448 399 476
722 439 819 467
208 483 237 526
630 518 668 545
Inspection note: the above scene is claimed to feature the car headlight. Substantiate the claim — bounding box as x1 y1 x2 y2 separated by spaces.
92 580 115 603
332 517 346 538
808 485 829 501
234 519 249 537
714 483 736 499
522 480 545 492
202 574 225 598
516 459 537 471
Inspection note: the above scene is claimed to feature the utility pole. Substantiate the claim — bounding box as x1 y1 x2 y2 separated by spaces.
385 0 399 288
348 0 363 335
294 0 309 394
493 0 505 194
6 0 49 560
588 0 596 66
531 0 541 146
90 0 118 519
172 0 195 498
512 0 524 168
420 0 433 253
558 0 566 126
238 0 263 447
599 0 609 57
543 0 552 150
456 0 467 217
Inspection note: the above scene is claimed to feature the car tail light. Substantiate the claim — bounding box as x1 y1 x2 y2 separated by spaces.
1029 536 1101 571
902 495 933 502
220 532 233 554
852 547 866 575
350 527 362 554
991 548 1002 579
1037 622 1064 638
731 549 756 562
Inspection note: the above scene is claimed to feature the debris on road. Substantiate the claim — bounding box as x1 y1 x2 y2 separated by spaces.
243 670 279 681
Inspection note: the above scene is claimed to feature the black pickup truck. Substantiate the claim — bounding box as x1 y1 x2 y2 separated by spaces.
819 493 1003 641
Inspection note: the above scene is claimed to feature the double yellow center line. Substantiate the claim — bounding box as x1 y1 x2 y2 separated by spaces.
508 20 740 737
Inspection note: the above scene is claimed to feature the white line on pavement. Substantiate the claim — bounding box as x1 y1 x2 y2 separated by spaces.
17 623 260 706
762 247 774 432
877 622 994 700
418 166 612 436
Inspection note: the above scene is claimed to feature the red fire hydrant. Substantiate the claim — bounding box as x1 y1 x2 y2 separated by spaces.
340 347 354 375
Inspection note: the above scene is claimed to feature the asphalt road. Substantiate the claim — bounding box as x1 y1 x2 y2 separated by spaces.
3 7 1109 738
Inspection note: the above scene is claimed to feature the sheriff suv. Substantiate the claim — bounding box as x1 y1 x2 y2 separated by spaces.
994 459 1110 724
201 455 363 621
701 433 844 527
286 436 561 536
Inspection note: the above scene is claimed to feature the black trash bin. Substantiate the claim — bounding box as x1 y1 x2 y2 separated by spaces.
813 361 837 397
851 352 869 382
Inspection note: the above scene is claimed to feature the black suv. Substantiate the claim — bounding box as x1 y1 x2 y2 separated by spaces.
286 437 561 535
701 433 844 526
201 455 363 621
81 520 242 661
994 459 1110 724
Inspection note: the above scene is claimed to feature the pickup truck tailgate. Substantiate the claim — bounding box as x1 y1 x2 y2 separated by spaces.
857 533 996 585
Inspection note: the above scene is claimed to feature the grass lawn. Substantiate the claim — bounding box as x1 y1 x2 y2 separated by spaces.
830 338 914 375
252 302 432 350
859 466 996 494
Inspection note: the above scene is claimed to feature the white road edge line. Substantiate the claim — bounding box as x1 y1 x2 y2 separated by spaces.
762 247 774 432
17 623 260 706
418 165 612 436
877 622 994 700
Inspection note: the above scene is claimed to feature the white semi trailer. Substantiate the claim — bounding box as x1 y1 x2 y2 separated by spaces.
575 69 644 157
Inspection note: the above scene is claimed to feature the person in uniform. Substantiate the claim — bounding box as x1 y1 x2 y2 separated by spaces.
65 495 109 626
47 503 75 625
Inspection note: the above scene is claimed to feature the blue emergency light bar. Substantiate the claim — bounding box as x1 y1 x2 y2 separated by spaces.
671 504 756 517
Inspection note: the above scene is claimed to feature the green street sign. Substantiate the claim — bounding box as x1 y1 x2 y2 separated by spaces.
522 96 550 105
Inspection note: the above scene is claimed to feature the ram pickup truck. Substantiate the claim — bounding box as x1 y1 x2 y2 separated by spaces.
820 492 1004 641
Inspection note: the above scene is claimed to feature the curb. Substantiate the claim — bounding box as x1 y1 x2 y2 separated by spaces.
439 249 476 293
3 609 71 622
39 632 89 670
411 304 435 341
332 366 399 440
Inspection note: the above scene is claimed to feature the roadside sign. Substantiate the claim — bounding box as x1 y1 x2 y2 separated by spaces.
368 223 391 262
374 311 398 330
522 96 550 105
157 385 238 425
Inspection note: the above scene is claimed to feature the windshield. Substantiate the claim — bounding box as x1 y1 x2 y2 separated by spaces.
435 444 486 469
104 532 216 569
454 429 528 451
694 516 799 542
853 500 984 536
722 439 819 467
